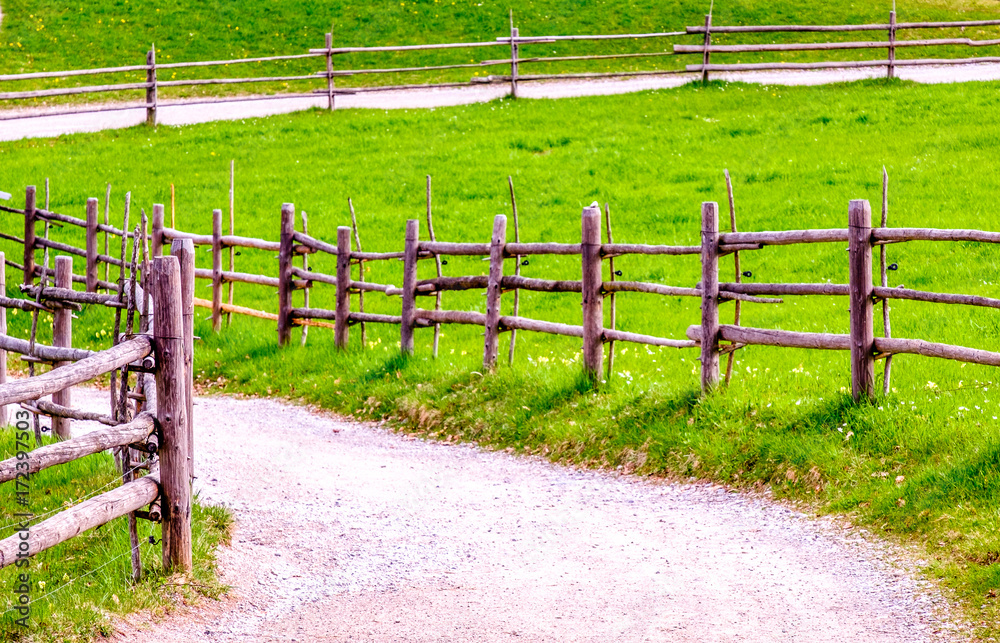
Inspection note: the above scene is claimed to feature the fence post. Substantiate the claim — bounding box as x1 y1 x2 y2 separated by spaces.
510 26 519 99
277 203 295 347
52 256 73 439
484 214 507 370
400 219 420 355
848 199 875 401
86 198 99 293
23 186 36 286
151 204 165 258
170 239 195 484
0 252 7 427
146 46 157 127
211 208 223 332
701 14 712 85
152 254 192 573
325 33 335 111
888 11 897 79
581 203 604 382
335 226 352 349
700 201 720 393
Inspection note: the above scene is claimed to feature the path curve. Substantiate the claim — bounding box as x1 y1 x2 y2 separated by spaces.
2 62 1000 142
59 388 969 642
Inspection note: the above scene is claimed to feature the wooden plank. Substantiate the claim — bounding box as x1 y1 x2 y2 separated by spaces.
685 19 1000 33
691 57 1000 73
51 256 73 439
499 315 584 338
719 229 848 246
335 227 352 349
875 336 1000 367
348 312 401 325
292 230 339 256
674 36 1000 54
0 472 160 569
601 243 700 257
720 282 850 296
277 204 295 348
581 203 604 382
85 198 99 292
193 268 281 288
484 215 507 370
415 308 486 326
502 275 582 293
872 286 1000 309
0 413 155 484
151 255 192 573
401 220 420 355
420 241 490 256
602 328 697 349
603 281 699 297
0 334 93 362
848 199 875 402
308 40 507 54
504 242 582 256
0 82 151 100
872 227 1000 244
686 324 852 350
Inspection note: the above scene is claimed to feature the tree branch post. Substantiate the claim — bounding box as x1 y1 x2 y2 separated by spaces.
401 219 420 355
170 238 195 484
581 203 604 382
700 201 720 393
335 226 352 349
277 203 295 347
51 256 73 439
211 208 223 332
848 199 875 401
85 197 99 293
484 214 507 370
23 185 36 286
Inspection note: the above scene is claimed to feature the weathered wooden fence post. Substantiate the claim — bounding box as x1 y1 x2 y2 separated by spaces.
848 199 875 401
211 208 223 332
23 185 36 286
277 203 295 347
888 11 897 79
325 33 336 111
700 201 720 392
335 226 352 349
52 256 73 439
400 219 420 355
701 14 713 85
152 254 192 573
151 204 165 258
581 203 604 382
0 253 7 427
484 214 507 370
170 239 195 484
86 197 99 292
509 26 520 99
146 47 157 127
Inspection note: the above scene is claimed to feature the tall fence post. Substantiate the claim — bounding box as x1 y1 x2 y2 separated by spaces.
277 203 295 347
170 239 195 485
23 185 36 286
510 26 520 99
400 219 420 355
85 198 98 293
335 226 351 349
152 254 192 573
848 199 875 401
211 208 223 332
0 253 8 427
146 46 157 127
484 214 507 370
700 201 720 392
325 32 335 111
581 203 604 382
52 256 73 439
151 204 165 258
888 11 897 79
701 14 712 84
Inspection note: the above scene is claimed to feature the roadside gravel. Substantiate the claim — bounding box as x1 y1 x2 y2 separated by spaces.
53 387 971 642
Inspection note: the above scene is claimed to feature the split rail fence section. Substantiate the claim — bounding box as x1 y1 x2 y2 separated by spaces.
2 13 1000 122
0 250 195 578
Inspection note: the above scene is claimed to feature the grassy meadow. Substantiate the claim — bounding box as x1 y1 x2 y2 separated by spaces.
1 77 1000 636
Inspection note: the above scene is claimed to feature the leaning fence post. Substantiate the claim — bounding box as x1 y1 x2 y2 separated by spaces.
146 46 157 127
701 14 712 85
325 32 336 111
400 219 420 355
581 203 604 382
277 203 295 347
888 11 897 79
151 204 165 258
509 25 520 99
52 256 73 439
700 201 720 392
0 253 7 427
170 239 195 484
849 199 875 401
23 186 36 286
152 254 192 573
484 214 507 370
211 208 223 332
335 226 352 349
86 198 99 293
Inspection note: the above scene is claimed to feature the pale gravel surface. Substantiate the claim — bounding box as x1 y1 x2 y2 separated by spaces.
2 62 1000 141
53 386 972 642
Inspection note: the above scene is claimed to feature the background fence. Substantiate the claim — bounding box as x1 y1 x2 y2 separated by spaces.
2 12 1000 123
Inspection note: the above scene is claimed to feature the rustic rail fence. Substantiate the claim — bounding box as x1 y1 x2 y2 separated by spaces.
1 13 999 123
6 175 1000 403
0 251 194 579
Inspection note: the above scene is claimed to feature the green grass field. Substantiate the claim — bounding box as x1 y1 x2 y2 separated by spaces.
2 77 1000 637
1 0 1000 104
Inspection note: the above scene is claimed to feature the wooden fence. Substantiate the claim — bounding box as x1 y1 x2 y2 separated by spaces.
1 13 999 123
6 178 1000 402
0 250 194 578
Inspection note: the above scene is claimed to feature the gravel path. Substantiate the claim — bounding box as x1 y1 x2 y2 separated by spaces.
2 62 1000 142
57 387 969 642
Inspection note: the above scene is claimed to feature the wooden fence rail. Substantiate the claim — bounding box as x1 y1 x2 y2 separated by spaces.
2 13 999 123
